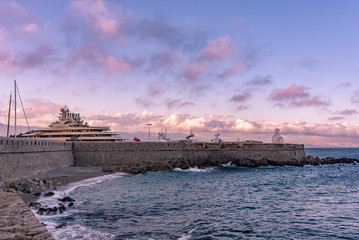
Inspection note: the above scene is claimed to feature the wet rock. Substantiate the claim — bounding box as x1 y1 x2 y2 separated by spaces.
68 202 74 207
174 157 190 170
37 206 59 215
6 182 17 189
102 166 115 173
58 204 66 213
28 202 42 210
338 158 358 164
55 223 67 229
44 192 55 197
58 196 75 202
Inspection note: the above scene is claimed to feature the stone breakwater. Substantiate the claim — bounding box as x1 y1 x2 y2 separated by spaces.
74 142 306 174
0 190 54 240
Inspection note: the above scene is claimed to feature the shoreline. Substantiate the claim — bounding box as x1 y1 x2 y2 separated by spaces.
4 165 112 204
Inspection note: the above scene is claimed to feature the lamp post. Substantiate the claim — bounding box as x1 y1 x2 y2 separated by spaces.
147 123 152 142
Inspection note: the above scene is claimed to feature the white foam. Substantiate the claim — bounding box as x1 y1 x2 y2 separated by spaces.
33 172 128 240
222 161 233 167
174 166 213 173
37 172 128 208
178 229 195 240
47 222 115 240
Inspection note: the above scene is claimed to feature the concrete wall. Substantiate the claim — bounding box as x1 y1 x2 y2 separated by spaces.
0 138 74 185
73 142 306 168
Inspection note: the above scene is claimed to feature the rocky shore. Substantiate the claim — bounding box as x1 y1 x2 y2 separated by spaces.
0 166 109 240
102 155 359 174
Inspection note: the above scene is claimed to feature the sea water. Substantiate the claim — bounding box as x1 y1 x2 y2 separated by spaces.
35 148 359 239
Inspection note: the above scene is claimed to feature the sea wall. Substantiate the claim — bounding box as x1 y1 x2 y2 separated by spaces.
0 138 74 185
0 138 306 184
73 142 306 173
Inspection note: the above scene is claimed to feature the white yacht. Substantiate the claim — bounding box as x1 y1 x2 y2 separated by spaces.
20 107 125 141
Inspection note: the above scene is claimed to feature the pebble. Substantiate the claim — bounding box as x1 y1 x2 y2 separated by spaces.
0 189 54 240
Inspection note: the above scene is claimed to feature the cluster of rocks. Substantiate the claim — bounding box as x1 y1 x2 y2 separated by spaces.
102 156 359 175
2 177 76 233
102 156 207 174
0 190 54 240
28 195 75 216
3 178 61 198
300 156 358 166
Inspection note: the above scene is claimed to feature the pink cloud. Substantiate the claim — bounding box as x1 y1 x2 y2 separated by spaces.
135 97 154 108
149 52 179 72
69 0 125 40
336 109 359 116
0 46 54 71
148 81 163 96
15 45 54 69
328 116 345 121
230 92 251 103
337 82 351 88
20 106 359 145
270 85 309 101
219 65 243 79
20 23 39 33
86 112 359 142
58 44 132 77
12 99 64 127
248 75 273 86
351 90 359 103
0 50 13 71
269 84 329 108
182 63 208 81
164 98 195 109
290 97 329 107
200 36 237 61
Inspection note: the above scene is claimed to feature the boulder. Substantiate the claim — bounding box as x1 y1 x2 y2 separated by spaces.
58 196 75 202
28 202 42 209
55 223 67 229
44 192 55 197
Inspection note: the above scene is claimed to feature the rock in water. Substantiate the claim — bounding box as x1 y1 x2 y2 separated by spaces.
44 191 55 197
58 196 75 202
28 202 42 210
55 223 67 229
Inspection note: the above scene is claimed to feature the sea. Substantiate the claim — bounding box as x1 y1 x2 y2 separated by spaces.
35 148 359 240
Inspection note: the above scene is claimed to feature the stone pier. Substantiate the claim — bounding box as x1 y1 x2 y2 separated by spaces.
0 190 54 240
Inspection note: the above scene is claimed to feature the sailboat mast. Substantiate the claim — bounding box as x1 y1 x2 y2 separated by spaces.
7 93 12 138
14 80 17 137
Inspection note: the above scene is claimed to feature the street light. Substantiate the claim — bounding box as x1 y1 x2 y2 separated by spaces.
147 123 152 142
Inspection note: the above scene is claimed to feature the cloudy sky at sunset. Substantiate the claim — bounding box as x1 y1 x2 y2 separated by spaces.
1 0 359 147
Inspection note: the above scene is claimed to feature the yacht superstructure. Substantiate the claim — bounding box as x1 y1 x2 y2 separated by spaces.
20 107 124 141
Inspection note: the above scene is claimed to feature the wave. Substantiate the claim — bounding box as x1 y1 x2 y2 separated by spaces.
33 172 128 240
178 229 195 240
173 166 213 173
222 161 233 167
36 172 128 208
45 222 115 240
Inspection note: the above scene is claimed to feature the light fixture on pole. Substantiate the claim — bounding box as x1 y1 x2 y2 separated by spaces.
147 123 152 142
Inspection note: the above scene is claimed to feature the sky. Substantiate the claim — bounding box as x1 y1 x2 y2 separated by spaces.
0 0 359 147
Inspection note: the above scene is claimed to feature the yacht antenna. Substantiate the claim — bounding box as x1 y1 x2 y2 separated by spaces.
15 82 30 132
7 93 12 137
14 80 16 137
